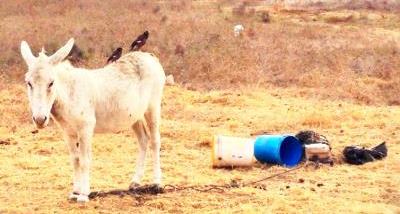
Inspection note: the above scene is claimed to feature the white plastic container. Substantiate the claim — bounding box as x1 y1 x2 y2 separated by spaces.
211 135 256 167
305 143 331 159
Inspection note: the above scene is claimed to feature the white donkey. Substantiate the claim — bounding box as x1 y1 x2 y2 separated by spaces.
20 38 166 202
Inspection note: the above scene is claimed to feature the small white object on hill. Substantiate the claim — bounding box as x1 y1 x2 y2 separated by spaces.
166 74 175 85
234 24 244 37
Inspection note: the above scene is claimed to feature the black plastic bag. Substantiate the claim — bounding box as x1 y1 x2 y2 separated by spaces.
343 142 387 165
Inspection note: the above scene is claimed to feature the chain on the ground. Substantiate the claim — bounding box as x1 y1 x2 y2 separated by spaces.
89 165 304 199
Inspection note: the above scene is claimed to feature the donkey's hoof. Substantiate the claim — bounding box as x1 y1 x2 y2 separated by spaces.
129 182 141 190
68 192 79 200
150 183 164 194
76 195 89 203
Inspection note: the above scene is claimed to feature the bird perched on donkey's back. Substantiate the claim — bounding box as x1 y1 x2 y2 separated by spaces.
130 31 149 51
107 47 123 64
106 31 150 64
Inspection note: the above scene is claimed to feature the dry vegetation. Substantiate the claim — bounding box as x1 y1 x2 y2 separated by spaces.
1 0 400 104
0 0 399 213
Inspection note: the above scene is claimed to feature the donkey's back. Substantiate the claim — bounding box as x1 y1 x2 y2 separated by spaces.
93 52 166 132
111 52 165 82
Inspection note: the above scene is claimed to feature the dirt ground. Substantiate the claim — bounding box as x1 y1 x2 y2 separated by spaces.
0 84 399 213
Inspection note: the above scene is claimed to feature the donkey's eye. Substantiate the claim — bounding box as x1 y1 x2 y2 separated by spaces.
27 82 33 89
48 81 54 88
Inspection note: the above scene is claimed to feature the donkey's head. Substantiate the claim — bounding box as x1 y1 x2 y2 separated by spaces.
20 38 74 128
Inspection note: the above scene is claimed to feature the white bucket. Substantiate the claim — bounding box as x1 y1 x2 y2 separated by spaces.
211 135 256 167
305 143 331 159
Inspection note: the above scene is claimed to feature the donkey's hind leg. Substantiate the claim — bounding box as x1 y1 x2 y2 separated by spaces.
144 106 162 186
130 120 149 188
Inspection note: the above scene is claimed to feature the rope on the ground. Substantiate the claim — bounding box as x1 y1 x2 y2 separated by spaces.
89 165 304 199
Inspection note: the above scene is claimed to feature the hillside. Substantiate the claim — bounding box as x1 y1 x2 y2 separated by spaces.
0 0 399 104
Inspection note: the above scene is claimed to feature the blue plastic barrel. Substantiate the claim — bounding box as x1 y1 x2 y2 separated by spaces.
254 135 303 167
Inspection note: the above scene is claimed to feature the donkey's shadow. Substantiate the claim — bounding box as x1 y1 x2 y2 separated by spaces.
89 184 163 200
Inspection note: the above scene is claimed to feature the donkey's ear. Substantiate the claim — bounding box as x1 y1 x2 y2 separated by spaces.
20 41 36 67
49 38 74 64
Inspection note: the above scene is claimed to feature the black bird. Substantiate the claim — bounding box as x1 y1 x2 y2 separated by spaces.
130 31 149 51
107 47 123 64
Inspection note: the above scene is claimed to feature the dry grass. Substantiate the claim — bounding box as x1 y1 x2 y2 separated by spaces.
0 84 399 213
0 0 400 213
1 0 400 105
268 0 400 11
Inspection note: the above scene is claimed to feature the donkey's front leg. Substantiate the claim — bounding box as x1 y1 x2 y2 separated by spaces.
76 123 95 202
63 131 80 200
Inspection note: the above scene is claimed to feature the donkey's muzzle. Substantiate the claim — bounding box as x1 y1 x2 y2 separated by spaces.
33 116 47 128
